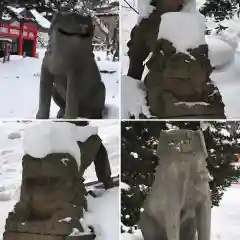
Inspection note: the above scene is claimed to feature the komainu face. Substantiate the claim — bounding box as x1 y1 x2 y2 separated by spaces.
20 154 82 220
51 11 94 37
47 11 94 72
157 129 208 157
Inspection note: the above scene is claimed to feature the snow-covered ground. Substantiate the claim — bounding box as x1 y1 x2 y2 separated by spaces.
0 120 120 240
121 0 240 119
0 49 119 119
121 184 240 240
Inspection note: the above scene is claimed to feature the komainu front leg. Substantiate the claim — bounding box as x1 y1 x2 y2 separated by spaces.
164 212 180 240
36 64 54 119
180 217 197 240
87 82 106 119
196 197 211 240
139 211 167 240
64 74 79 119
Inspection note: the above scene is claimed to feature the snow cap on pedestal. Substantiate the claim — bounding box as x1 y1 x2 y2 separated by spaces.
137 0 156 24
23 121 98 168
158 11 206 53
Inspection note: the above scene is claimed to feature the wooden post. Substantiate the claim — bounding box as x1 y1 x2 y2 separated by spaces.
32 29 38 57
4 41 7 56
18 22 24 56
2 40 9 63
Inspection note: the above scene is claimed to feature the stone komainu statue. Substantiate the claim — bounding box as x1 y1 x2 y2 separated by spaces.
127 0 225 119
139 129 211 240
3 131 113 240
36 11 106 119
144 39 225 119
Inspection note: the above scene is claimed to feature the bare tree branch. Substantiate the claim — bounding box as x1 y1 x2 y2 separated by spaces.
123 0 139 14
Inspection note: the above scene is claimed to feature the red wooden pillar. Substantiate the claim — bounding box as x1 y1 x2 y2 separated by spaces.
32 29 38 57
4 41 7 57
18 22 24 56
3 41 7 62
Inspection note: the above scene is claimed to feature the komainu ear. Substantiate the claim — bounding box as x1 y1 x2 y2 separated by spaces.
51 11 62 27
55 11 63 19
86 15 92 22
197 130 208 158
157 130 169 156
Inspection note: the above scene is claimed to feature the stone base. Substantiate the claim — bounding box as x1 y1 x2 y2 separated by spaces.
147 90 225 119
3 232 96 240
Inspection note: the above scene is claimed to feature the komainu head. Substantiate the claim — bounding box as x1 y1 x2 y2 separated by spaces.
50 11 94 38
47 11 94 70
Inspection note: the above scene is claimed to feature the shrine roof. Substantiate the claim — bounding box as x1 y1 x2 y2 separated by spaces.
1 6 50 31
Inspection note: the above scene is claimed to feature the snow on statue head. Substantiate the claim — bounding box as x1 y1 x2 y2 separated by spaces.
139 129 212 240
144 12 225 119
3 122 97 240
22 121 98 168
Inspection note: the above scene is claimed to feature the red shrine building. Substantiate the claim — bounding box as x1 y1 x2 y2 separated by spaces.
0 7 50 58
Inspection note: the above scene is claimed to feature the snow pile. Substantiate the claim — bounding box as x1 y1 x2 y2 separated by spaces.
97 60 119 73
121 75 151 119
23 121 98 167
211 53 240 118
158 12 206 53
0 49 119 119
122 230 143 240
206 36 235 68
137 0 156 24
84 188 119 240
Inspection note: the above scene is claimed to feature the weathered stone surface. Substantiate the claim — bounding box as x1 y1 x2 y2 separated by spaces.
139 129 211 240
144 39 225 119
4 153 94 240
3 232 95 240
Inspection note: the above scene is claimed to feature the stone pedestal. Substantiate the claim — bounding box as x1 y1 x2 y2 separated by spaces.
144 39 225 118
3 153 95 240
3 232 95 240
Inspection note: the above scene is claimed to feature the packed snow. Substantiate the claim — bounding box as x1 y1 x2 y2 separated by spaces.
23 121 98 167
84 187 119 240
174 101 210 107
158 12 206 53
137 0 155 24
121 75 151 119
58 217 72 223
121 184 240 240
0 49 119 119
206 36 235 68
121 0 240 119
0 120 120 240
